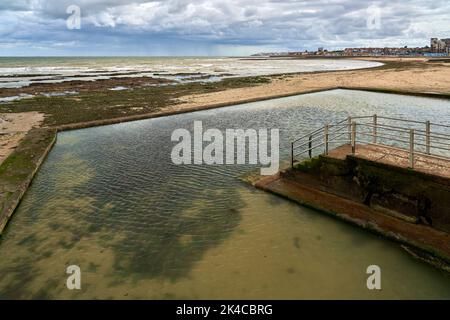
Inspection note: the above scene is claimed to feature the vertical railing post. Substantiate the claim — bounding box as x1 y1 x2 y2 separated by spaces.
347 116 352 143
291 142 294 168
409 129 415 169
426 120 431 155
324 125 329 155
351 122 357 154
373 114 378 144
308 135 312 159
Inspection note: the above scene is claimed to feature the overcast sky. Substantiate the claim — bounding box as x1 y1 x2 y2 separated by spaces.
0 0 449 56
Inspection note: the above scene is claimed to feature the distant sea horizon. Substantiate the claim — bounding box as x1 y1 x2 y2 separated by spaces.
0 56 383 89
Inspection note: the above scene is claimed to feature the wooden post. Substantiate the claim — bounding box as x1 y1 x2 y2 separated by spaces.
410 129 415 169
308 135 312 159
351 122 357 154
324 125 329 155
426 121 431 155
373 114 378 144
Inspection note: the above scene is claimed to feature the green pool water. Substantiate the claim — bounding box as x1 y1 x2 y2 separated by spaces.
1 89 449 299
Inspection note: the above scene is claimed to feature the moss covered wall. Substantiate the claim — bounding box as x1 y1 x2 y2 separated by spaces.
0 128 56 235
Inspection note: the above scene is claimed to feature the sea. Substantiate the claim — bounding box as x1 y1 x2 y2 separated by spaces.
0 56 383 89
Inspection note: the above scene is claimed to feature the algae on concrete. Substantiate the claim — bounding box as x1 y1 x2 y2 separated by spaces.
0 128 56 234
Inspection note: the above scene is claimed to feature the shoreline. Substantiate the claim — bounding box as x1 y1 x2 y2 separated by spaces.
172 58 450 112
45 58 450 132
0 57 382 99
2 58 446 128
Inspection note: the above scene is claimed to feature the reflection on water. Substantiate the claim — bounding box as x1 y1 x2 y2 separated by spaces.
0 89 450 299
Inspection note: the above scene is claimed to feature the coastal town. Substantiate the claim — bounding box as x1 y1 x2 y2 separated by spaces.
254 37 450 57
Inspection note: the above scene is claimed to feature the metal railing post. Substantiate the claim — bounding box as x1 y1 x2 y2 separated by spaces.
409 129 415 169
347 116 352 143
308 135 312 159
351 122 357 154
373 114 378 144
324 125 329 155
426 120 431 155
291 142 294 168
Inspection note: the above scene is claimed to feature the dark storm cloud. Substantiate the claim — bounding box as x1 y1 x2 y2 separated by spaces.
0 0 449 55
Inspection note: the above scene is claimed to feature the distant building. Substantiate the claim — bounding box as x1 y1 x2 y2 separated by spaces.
252 37 449 58
443 39 450 54
343 47 421 56
444 39 450 46
431 38 447 53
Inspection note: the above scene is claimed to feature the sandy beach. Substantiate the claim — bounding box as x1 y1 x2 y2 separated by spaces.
0 112 44 164
172 57 450 112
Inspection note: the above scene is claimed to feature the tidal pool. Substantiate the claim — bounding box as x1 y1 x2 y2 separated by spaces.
0 89 449 299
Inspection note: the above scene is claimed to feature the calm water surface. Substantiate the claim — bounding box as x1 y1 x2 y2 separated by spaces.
0 89 449 299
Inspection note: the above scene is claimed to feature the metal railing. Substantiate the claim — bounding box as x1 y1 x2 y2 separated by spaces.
291 115 450 169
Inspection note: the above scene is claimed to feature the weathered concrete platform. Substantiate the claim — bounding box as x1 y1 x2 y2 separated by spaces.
255 143 450 272
329 144 450 179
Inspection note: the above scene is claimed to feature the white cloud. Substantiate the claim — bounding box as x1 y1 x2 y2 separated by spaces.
0 0 449 55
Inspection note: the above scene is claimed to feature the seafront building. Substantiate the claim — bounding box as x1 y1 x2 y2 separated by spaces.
339 38 449 57
431 38 450 53
254 37 450 57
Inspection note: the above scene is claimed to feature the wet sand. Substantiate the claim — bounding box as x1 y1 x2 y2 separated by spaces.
0 112 44 164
